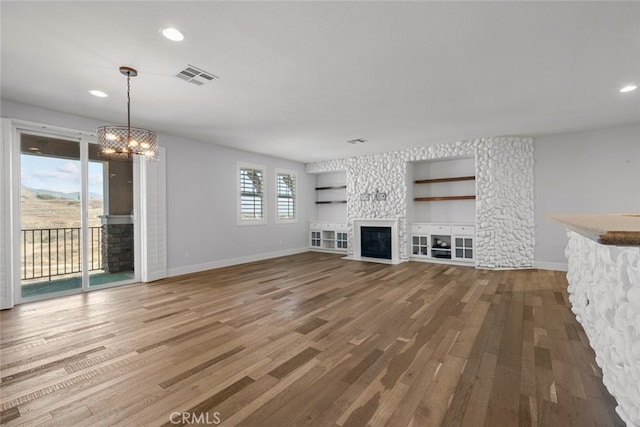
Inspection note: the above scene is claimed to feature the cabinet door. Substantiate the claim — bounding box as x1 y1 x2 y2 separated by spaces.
411 235 429 257
336 232 348 249
310 230 322 247
453 236 474 260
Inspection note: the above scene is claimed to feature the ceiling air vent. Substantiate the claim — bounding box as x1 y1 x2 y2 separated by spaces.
176 65 219 86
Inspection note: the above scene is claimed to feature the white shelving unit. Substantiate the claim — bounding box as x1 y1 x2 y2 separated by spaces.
310 171 348 254
411 223 474 265
314 171 347 223
410 158 476 225
309 222 348 253
407 157 476 266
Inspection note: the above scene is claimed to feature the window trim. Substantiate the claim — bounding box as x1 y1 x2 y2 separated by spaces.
237 162 266 226
275 168 298 224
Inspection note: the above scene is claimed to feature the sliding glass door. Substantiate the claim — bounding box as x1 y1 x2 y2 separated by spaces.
87 142 135 288
19 131 135 301
20 135 83 298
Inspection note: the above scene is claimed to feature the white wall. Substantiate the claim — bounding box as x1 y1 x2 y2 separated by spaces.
164 134 313 276
534 122 640 269
1 100 314 278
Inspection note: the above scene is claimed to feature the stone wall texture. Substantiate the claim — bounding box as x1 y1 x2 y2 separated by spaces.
565 231 640 426
101 224 134 273
306 136 535 268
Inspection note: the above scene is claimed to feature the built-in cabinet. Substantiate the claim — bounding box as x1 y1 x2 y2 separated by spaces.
309 222 348 253
308 163 477 264
408 157 476 265
310 171 348 254
411 223 474 264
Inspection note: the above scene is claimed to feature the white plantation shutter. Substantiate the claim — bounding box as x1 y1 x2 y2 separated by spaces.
140 146 167 282
240 168 264 219
237 163 266 225
276 170 297 222
0 120 14 309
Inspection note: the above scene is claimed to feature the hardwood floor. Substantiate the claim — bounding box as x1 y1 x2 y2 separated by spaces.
0 252 624 426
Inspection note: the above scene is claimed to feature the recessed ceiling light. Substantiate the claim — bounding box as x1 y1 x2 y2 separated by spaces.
162 27 184 42
619 84 637 93
89 90 108 98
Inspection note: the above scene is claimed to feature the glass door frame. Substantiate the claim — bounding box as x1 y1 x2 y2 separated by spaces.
9 119 140 304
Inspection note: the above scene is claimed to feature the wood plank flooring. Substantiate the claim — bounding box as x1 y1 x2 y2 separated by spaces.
0 252 624 426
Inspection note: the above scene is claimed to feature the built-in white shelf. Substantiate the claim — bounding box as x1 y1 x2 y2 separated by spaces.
410 222 475 265
309 222 348 253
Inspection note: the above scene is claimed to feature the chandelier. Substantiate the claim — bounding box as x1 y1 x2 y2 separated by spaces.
97 66 158 161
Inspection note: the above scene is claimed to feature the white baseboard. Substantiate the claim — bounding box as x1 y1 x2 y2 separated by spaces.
167 247 309 278
534 261 568 272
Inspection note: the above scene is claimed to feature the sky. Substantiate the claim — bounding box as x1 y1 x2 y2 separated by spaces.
21 154 104 196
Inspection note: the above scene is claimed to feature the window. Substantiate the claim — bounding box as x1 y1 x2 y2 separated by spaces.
276 169 297 223
238 163 266 225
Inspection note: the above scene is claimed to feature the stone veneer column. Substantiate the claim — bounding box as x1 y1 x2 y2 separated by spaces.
565 231 640 426
474 137 535 268
306 136 535 269
101 215 134 273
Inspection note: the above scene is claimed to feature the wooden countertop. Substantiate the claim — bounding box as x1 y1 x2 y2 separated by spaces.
548 214 640 246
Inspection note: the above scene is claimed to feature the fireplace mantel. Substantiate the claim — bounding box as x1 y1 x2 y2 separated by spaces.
349 218 403 264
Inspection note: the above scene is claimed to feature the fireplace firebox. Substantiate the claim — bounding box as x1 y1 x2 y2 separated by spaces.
360 226 392 259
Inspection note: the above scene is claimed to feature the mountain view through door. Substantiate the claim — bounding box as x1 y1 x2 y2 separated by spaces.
20 134 135 300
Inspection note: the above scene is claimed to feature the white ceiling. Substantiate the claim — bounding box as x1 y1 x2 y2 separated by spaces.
1 1 638 163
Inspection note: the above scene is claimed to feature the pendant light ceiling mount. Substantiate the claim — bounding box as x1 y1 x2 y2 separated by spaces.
119 66 137 78
97 66 158 161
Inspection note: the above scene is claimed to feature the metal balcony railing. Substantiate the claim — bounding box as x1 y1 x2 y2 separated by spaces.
21 227 103 281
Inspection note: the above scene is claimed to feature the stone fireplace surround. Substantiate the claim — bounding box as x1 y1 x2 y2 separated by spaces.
306 137 535 269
